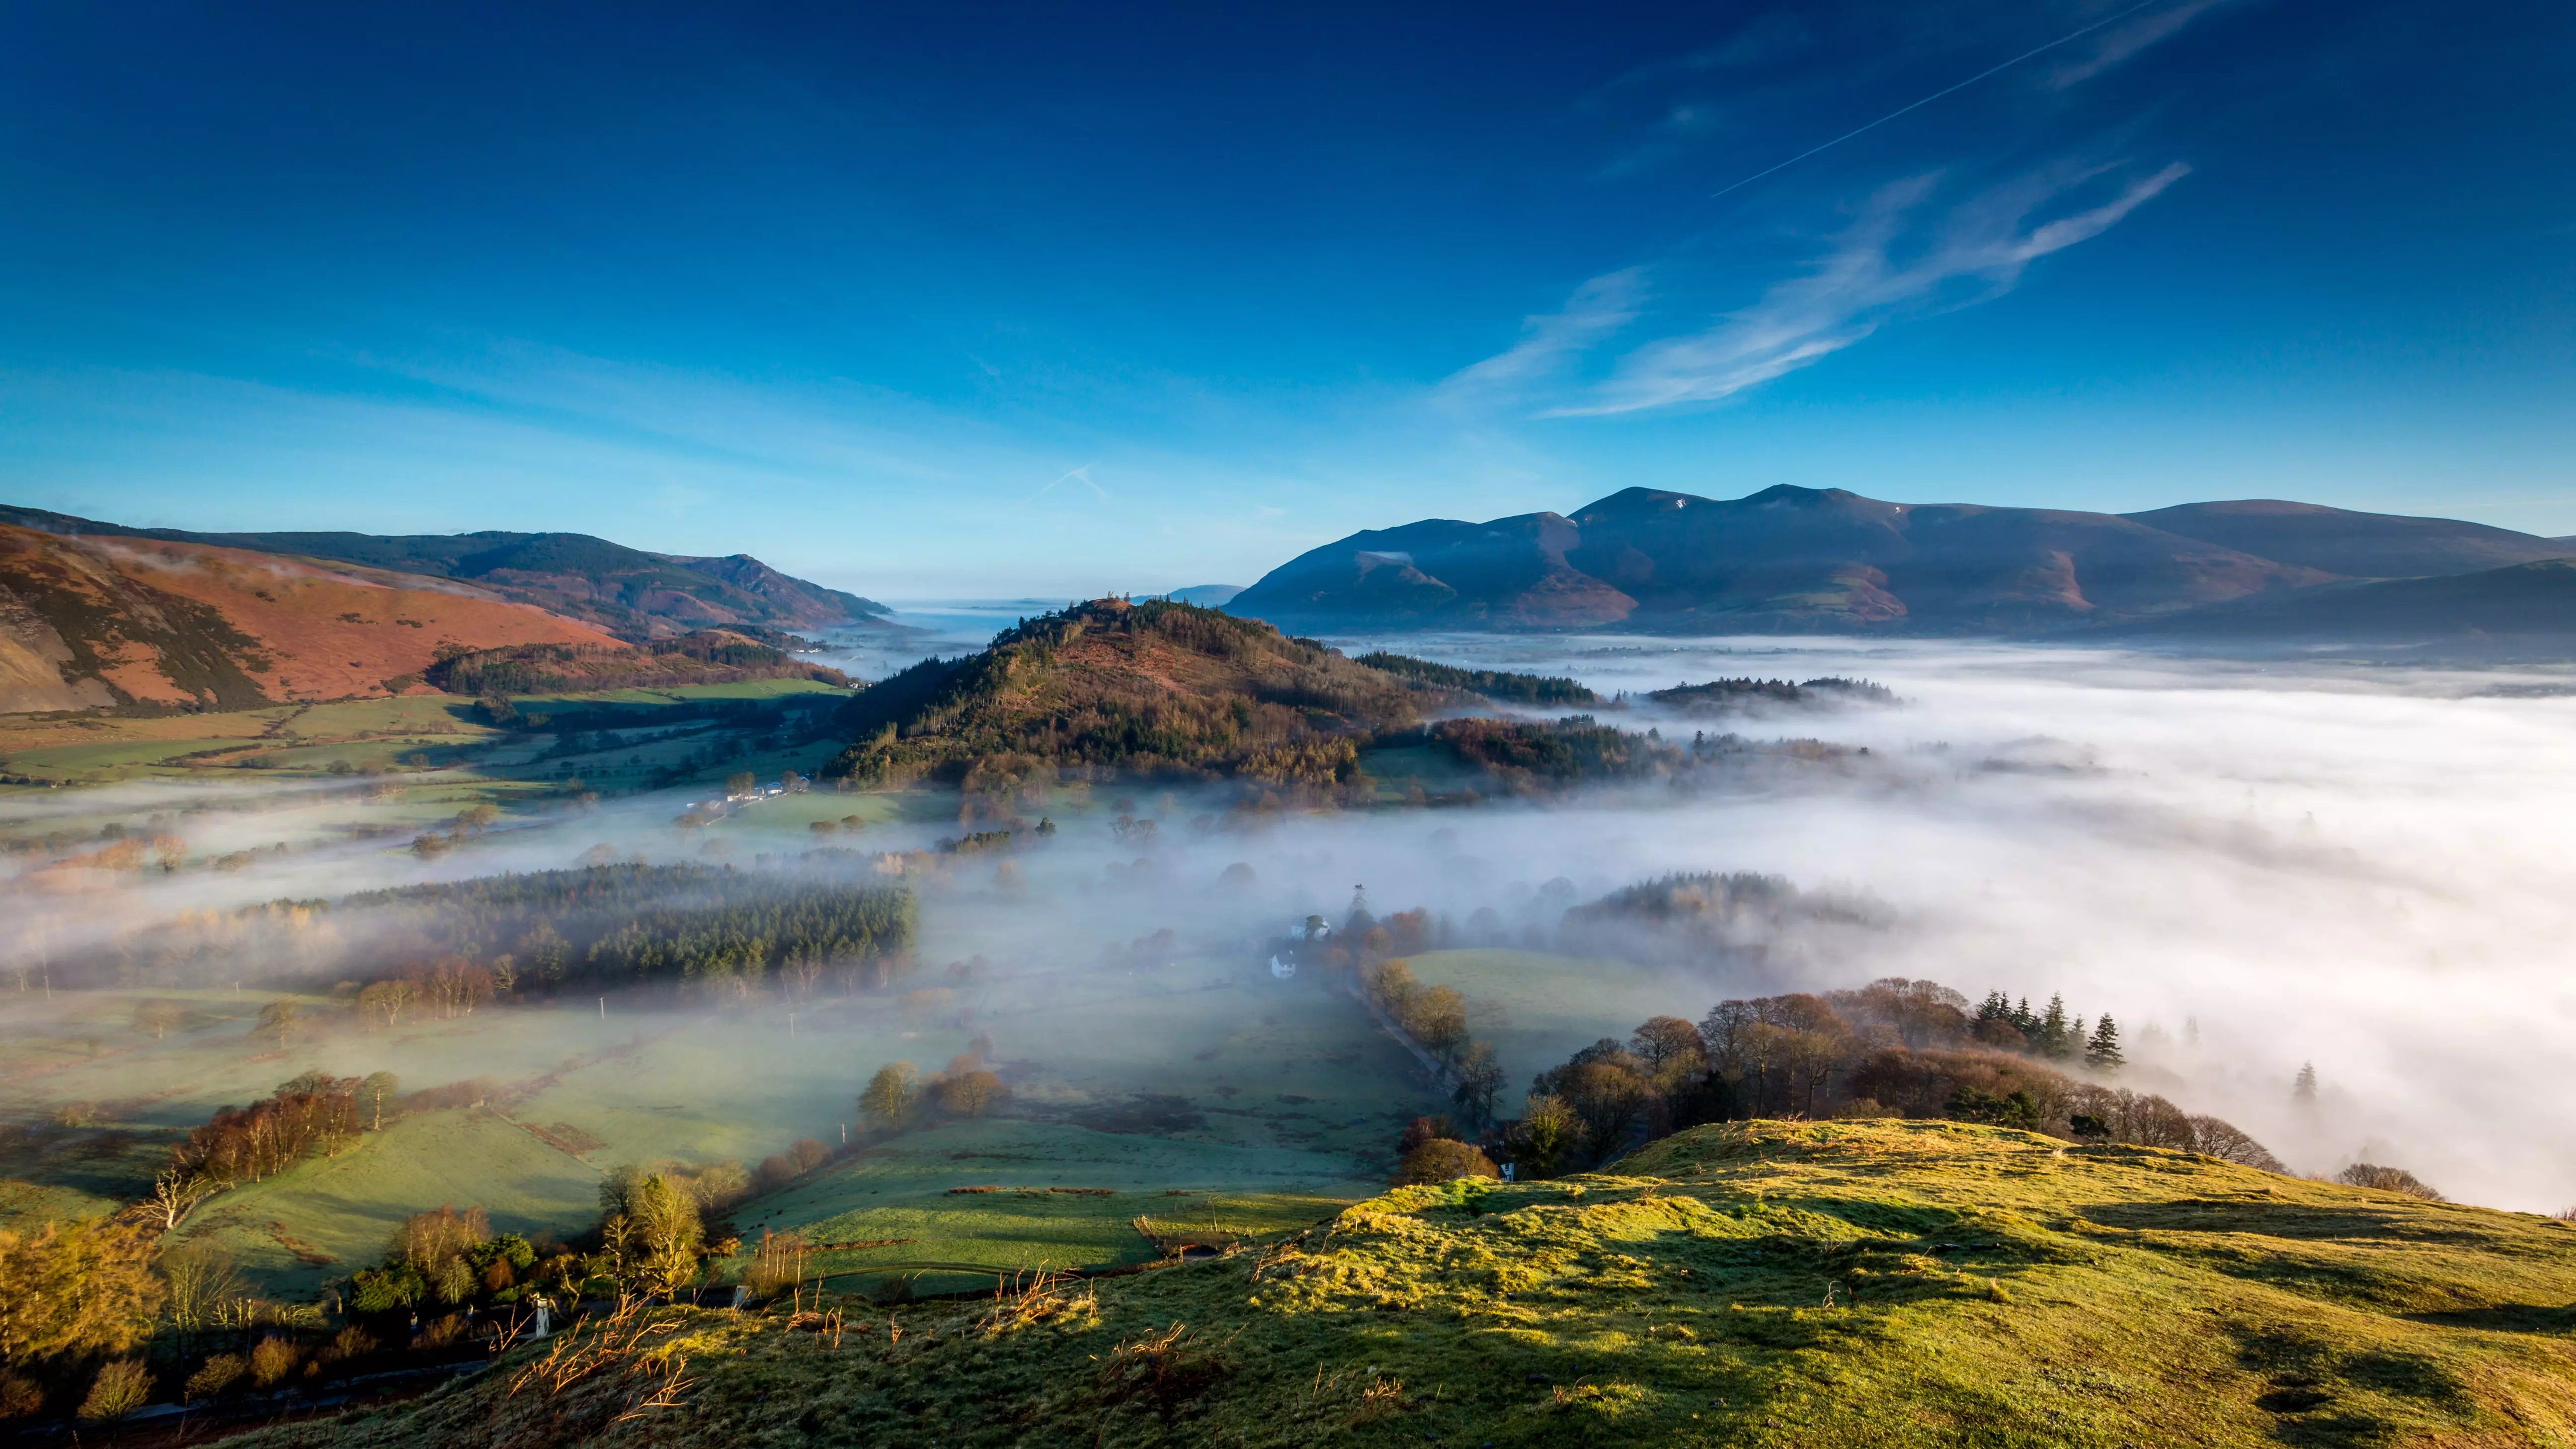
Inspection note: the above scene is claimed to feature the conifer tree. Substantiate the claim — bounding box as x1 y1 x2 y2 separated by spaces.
2039 994 2071 1058
2294 1061 2318 1104
2085 1016 2123 1073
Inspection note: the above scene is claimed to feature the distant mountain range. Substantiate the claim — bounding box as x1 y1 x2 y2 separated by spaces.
0 505 892 642
0 506 897 714
1229 486 2576 644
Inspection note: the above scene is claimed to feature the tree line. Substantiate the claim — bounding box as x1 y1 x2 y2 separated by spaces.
1353 652 1598 705
1374 976 2290 1183
340 864 916 998
426 631 848 700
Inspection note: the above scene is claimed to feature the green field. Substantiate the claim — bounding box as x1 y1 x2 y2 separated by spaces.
0 950 1439 1300
1401 948 1711 1092
0 678 850 804
727 1118 1366 1294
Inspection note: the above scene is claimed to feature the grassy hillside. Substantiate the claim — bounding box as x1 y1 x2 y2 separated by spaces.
0 524 624 714
242 1119 2576 1448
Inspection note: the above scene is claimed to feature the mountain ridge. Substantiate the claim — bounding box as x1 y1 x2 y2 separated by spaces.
1230 484 2574 639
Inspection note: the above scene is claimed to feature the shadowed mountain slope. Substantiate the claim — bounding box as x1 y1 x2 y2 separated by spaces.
2121 499 2572 579
237 1119 2576 1449
2103 557 2576 647
1232 485 2337 634
0 505 891 641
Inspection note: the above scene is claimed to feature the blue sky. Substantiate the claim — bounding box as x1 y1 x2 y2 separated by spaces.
2 1 2571 597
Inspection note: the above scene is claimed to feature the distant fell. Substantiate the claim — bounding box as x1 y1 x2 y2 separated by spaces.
1230 484 2568 638
0 504 893 641
1231 483 2333 634
2102 557 2576 648
2121 498 2571 578
1156 584 1245 607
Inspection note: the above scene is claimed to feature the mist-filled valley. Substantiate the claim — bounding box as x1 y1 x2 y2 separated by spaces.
12 620 2575 1221
6 599 2576 1440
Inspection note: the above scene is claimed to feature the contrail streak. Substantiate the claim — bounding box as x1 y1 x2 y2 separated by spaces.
1711 0 2168 199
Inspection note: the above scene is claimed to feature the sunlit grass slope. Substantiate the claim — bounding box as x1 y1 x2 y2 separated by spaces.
246 1119 2576 1448
725 1118 1369 1293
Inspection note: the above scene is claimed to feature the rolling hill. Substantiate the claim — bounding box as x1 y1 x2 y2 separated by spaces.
0 505 894 642
239 1119 2576 1449
820 596 1444 787
0 524 624 713
1230 485 2573 637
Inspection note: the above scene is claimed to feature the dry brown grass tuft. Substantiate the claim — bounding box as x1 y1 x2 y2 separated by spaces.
1092 1321 1235 1420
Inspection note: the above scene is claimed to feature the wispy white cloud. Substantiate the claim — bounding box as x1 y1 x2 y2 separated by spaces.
1032 464 1110 501
1538 158 2188 417
1436 268 1645 402
2049 0 2235 88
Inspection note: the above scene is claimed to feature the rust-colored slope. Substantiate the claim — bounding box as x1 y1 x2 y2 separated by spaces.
0 525 625 713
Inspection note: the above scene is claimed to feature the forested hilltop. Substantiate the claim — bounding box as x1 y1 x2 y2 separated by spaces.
816 597 1884 803
820 598 1449 788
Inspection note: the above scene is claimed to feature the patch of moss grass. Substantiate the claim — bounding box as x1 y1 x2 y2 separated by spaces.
236 1119 2576 1448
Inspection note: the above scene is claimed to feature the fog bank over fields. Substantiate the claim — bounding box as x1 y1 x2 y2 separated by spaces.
1293 635 2576 1211
6 632 2571 1215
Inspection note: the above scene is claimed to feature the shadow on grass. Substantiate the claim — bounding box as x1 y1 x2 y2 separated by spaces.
2402 1301 2576 1335
2081 1199 2495 1246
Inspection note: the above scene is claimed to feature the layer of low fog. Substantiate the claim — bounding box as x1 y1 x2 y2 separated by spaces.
1336 634 2576 1212
8 633 2574 1213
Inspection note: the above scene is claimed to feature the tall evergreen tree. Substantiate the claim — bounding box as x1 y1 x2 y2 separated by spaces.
2085 1016 2124 1073
2038 994 2071 1058
2293 1061 2318 1104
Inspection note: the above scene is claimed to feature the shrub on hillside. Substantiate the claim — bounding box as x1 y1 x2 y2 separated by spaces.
77 1360 151 1421
184 1354 246 1400
2337 1163 2444 1201
1393 1139 1499 1186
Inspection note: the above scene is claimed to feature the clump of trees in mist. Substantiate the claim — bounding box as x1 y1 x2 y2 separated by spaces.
1461 977 2288 1180
856 1045 1012 1140
1560 870 1887 965
74 863 916 999
1646 676 1898 715
426 631 849 699
1352 652 1598 705
1425 716 1678 788
166 1071 377 1189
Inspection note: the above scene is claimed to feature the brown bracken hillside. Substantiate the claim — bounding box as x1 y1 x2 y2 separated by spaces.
0 525 623 713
